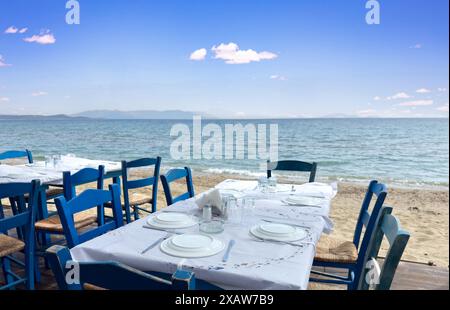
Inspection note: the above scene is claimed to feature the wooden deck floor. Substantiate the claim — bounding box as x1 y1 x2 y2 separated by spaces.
1 253 448 290
309 261 449 290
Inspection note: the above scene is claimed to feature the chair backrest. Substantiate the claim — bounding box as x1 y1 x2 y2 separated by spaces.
0 180 40 235
161 167 195 206
0 149 33 164
46 245 196 290
350 180 388 288
54 184 123 248
358 206 410 290
0 180 40 290
267 160 317 182
63 166 105 200
353 180 388 249
121 157 161 214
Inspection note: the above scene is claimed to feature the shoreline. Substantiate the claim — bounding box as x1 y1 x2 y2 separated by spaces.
191 169 450 192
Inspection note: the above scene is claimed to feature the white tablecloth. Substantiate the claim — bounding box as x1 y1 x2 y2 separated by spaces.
0 155 121 185
71 180 336 290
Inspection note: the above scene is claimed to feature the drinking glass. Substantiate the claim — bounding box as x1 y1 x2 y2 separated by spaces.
53 155 62 170
268 177 278 192
241 197 256 222
222 196 242 225
45 156 53 168
258 176 269 193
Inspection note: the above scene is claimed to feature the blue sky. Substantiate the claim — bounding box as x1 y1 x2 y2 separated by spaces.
0 0 448 117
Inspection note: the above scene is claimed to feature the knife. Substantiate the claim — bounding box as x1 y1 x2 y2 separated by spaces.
222 239 236 262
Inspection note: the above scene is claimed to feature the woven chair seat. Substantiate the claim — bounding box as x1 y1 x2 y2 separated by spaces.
104 195 152 209
127 197 152 207
20 187 63 202
46 187 64 198
0 234 25 258
35 213 97 233
315 235 358 264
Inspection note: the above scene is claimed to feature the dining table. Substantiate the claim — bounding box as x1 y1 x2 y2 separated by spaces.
70 179 337 290
0 155 122 220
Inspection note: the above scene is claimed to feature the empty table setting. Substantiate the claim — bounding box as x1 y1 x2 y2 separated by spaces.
70 179 337 290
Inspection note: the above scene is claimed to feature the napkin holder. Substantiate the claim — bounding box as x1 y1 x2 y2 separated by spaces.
195 189 224 216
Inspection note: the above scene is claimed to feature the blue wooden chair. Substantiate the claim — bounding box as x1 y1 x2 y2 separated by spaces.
35 166 105 239
267 160 317 182
0 150 35 222
0 180 40 290
53 184 123 248
160 167 195 206
357 206 410 290
120 157 161 223
46 245 195 290
0 149 33 164
310 180 388 290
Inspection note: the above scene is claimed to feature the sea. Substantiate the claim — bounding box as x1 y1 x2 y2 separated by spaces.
0 118 448 189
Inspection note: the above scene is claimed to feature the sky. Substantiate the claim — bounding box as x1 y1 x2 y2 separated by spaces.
0 0 449 118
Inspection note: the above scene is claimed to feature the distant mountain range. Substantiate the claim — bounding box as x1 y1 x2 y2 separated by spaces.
1 110 445 120
0 110 210 120
73 109 211 119
0 114 87 120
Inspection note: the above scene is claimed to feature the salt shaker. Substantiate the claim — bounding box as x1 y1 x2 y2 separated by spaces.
203 204 212 222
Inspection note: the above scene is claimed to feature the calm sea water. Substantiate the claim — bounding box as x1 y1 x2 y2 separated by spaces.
0 118 448 188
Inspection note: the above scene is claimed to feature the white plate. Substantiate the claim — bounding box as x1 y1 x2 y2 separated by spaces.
250 224 308 242
161 234 225 258
154 212 191 224
259 223 296 236
170 234 214 252
146 214 198 229
282 196 324 207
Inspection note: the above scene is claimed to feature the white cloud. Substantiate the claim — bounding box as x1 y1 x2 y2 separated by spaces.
211 42 277 64
438 87 448 92
0 97 10 102
24 30 56 45
416 88 431 94
19 27 28 34
189 48 207 61
410 44 422 49
4 26 18 34
31 91 48 97
398 100 433 107
270 75 287 81
436 103 449 113
0 55 11 67
373 96 381 101
387 92 411 100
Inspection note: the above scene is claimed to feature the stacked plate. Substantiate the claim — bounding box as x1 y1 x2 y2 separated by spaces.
146 212 198 229
250 222 307 242
281 195 324 207
160 234 225 258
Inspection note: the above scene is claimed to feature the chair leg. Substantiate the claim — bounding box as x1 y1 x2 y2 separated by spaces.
1 257 14 289
133 205 140 220
25 253 35 290
34 257 41 284
124 206 132 224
